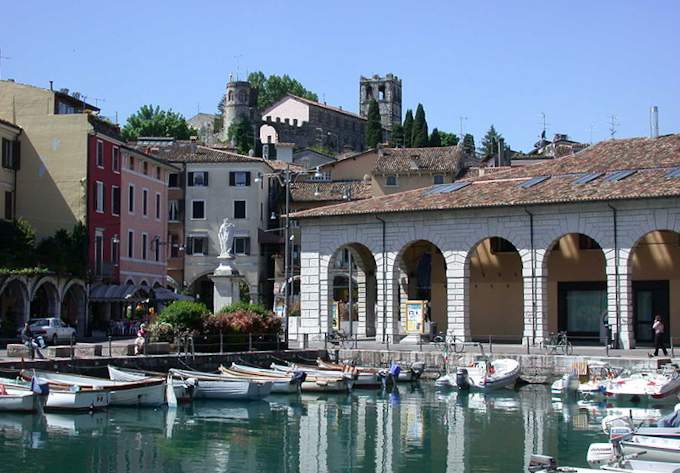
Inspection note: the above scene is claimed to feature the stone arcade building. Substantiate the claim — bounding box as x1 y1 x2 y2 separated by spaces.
292 135 680 349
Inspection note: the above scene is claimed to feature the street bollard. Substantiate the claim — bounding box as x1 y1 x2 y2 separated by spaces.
526 337 530 355
489 335 493 354
70 336 75 360
418 335 422 351
108 336 112 358
219 332 224 354
354 332 358 349
248 333 253 352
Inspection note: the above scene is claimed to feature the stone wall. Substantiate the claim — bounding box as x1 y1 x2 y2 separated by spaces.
298 198 680 349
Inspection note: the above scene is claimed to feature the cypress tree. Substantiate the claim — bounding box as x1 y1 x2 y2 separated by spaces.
411 103 429 147
429 128 441 147
365 99 383 149
481 125 502 158
389 124 405 147
463 133 476 155
402 109 414 148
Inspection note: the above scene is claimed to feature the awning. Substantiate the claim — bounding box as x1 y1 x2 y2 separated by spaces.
154 287 194 302
89 284 150 302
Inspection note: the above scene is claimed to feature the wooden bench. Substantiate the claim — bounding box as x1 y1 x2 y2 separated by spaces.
6 344 31 358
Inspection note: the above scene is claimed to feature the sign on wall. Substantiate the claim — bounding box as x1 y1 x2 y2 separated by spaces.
405 300 427 334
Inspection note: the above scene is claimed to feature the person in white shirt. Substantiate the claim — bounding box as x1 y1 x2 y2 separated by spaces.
652 315 668 357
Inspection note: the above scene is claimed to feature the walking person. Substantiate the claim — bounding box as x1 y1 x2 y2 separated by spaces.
651 315 668 357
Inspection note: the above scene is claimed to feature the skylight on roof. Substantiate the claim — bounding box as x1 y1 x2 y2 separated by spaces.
604 170 637 182
422 181 470 196
518 175 550 189
573 172 604 185
667 167 680 178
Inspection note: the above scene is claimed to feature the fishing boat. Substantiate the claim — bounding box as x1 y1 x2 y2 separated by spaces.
436 358 520 391
217 366 301 394
271 362 379 388
2 378 109 411
170 368 272 400
605 368 680 403
22 370 166 407
107 365 196 403
227 363 349 393
0 382 41 412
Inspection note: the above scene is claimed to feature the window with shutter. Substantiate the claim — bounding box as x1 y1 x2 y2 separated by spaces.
234 200 246 219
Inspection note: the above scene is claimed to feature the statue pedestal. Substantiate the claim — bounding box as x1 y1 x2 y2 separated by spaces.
211 255 240 312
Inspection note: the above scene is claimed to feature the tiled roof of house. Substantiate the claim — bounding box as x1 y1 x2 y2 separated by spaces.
374 145 464 174
290 180 372 202
291 134 680 218
150 144 266 165
266 160 306 172
0 117 21 131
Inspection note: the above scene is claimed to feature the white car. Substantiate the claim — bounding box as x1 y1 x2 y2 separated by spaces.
23 318 77 346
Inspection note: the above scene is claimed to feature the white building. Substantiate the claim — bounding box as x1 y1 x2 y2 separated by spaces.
292 134 680 349
160 145 276 311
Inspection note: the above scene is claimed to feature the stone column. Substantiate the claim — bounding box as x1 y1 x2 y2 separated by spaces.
356 271 367 337
210 255 241 313
448 255 469 341
606 251 634 349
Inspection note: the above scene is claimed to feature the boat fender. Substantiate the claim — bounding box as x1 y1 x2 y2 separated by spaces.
389 363 401 378
292 371 307 384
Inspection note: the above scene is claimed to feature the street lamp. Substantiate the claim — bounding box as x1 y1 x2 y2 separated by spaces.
255 164 323 346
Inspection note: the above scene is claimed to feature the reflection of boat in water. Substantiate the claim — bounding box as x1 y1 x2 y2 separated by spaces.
44 411 108 435
188 400 272 423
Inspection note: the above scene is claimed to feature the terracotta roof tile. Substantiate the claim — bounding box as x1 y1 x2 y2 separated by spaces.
264 94 367 121
374 145 463 174
290 180 372 202
292 134 680 218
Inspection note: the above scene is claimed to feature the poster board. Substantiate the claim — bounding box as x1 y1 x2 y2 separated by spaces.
405 300 427 334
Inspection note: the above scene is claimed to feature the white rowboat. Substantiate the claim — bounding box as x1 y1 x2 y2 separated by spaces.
170 369 272 401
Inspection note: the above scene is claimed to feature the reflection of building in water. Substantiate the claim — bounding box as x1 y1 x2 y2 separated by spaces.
446 398 466 472
402 401 424 447
299 401 329 473
375 398 396 473
520 386 551 471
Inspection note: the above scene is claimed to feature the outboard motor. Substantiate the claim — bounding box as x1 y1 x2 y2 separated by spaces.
410 362 425 380
455 368 470 390
291 370 307 385
389 363 401 384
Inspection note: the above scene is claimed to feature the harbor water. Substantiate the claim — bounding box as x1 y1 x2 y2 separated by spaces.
0 383 667 473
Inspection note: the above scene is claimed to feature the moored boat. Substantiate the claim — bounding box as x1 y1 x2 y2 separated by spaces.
2 378 109 411
227 363 349 393
0 383 41 412
107 365 196 403
436 358 520 391
605 368 680 404
170 368 272 400
23 370 165 407
218 366 301 394
271 362 379 388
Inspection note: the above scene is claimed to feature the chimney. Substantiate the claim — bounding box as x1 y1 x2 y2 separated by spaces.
190 135 197 153
49 80 53 91
497 138 505 167
650 106 659 138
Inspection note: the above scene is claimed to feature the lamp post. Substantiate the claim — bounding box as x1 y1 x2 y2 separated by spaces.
255 164 322 346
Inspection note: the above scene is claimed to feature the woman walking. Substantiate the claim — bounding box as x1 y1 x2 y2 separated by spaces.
651 315 668 357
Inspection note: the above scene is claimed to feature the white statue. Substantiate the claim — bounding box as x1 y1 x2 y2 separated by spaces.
218 218 236 258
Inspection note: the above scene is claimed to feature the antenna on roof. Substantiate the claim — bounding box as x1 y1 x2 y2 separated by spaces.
539 112 549 140
0 48 10 80
650 106 659 138
608 115 619 140
233 54 244 81
92 97 106 108
458 116 468 139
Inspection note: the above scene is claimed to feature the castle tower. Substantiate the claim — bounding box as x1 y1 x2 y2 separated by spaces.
222 76 258 141
359 74 402 131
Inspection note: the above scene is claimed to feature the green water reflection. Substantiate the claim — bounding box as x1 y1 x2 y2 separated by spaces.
0 384 661 473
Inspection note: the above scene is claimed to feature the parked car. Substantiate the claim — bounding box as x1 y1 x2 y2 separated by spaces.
17 318 76 346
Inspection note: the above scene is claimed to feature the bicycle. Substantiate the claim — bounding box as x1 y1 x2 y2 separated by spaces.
542 331 574 355
328 328 350 349
432 330 465 354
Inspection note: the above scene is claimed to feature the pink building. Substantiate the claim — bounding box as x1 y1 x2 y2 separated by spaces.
119 146 177 287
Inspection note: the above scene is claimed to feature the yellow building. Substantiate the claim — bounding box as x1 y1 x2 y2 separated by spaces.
0 118 21 221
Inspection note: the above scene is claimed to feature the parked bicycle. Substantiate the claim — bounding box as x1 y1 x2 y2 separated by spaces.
542 331 574 355
432 330 465 354
328 328 350 349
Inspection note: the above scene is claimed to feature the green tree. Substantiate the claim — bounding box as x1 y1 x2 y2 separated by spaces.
365 99 382 148
36 223 87 276
247 71 318 110
228 117 255 155
481 125 503 158
389 123 405 147
402 110 414 148
411 103 429 147
0 218 36 269
463 133 476 155
122 105 196 141
439 131 459 147
429 128 442 147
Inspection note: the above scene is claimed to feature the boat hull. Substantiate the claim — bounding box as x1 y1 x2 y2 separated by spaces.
621 436 680 463
194 379 272 400
0 391 36 412
108 382 166 406
108 366 194 403
45 389 109 411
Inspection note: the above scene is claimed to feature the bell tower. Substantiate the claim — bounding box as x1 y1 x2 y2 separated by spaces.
359 73 402 130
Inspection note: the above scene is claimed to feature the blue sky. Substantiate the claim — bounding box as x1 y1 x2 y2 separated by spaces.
2 0 679 151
